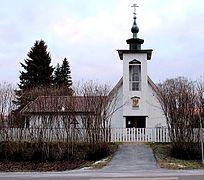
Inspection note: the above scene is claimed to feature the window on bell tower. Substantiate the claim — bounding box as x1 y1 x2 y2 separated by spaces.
129 60 141 91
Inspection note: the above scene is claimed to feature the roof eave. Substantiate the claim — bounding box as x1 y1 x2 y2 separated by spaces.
117 49 153 60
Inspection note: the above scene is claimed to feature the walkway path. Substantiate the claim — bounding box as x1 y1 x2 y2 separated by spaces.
100 143 158 172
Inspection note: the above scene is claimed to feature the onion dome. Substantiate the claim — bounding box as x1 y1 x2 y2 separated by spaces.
131 17 139 38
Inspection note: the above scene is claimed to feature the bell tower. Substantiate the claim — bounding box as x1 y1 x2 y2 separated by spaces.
117 4 153 128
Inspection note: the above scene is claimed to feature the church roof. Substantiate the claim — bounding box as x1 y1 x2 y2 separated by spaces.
147 76 161 96
111 76 160 97
117 49 153 60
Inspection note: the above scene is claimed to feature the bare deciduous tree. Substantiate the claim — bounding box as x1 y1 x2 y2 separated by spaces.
196 77 204 125
0 82 16 127
158 77 200 159
73 81 119 143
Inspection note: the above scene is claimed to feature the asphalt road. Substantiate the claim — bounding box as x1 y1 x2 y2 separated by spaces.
0 173 204 180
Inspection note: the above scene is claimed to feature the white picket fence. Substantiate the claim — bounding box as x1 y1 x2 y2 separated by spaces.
110 128 170 142
0 127 202 143
0 127 170 142
0 128 109 142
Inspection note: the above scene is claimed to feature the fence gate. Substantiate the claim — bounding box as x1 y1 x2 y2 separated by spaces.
110 128 170 142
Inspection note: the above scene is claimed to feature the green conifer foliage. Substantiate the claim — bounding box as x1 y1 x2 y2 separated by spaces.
19 40 54 90
54 58 72 87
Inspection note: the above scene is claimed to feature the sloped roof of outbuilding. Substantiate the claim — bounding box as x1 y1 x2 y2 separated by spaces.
21 96 107 115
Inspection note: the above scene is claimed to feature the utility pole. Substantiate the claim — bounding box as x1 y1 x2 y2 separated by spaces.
200 91 204 164
200 117 204 163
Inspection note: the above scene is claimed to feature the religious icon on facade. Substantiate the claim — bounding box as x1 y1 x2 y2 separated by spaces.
131 96 140 108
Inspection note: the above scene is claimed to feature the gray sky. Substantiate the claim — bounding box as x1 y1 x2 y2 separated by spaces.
0 0 203 86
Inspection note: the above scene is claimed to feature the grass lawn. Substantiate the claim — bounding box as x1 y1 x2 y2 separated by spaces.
150 143 204 169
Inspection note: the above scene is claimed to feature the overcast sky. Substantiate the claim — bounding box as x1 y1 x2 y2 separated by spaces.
0 0 204 87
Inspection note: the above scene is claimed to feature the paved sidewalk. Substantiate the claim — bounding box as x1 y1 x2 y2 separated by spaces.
100 143 158 172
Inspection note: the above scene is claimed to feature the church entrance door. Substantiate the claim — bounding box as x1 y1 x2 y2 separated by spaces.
126 116 146 128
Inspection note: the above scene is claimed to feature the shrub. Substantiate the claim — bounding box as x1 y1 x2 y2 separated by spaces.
0 141 117 163
171 142 201 160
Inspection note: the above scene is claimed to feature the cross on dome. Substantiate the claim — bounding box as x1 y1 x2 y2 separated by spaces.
131 3 139 17
131 3 139 38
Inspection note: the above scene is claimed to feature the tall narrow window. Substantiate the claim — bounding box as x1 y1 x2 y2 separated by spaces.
129 60 141 91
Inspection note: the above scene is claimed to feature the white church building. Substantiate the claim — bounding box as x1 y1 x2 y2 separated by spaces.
110 7 167 129
21 5 167 130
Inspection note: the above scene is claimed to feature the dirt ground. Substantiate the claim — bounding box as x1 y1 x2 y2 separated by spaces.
0 160 89 172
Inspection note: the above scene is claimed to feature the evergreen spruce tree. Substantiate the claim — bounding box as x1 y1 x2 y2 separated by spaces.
53 63 62 85
54 58 72 87
14 40 54 113
19 40 54 89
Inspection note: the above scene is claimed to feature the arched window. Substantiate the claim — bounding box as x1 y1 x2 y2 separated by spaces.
129 59 141 91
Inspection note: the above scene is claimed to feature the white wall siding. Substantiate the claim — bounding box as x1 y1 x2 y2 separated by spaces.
146 83 167 128
28 115 83 129
110 85 125 128
110 78 167 129
123 53 148 117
